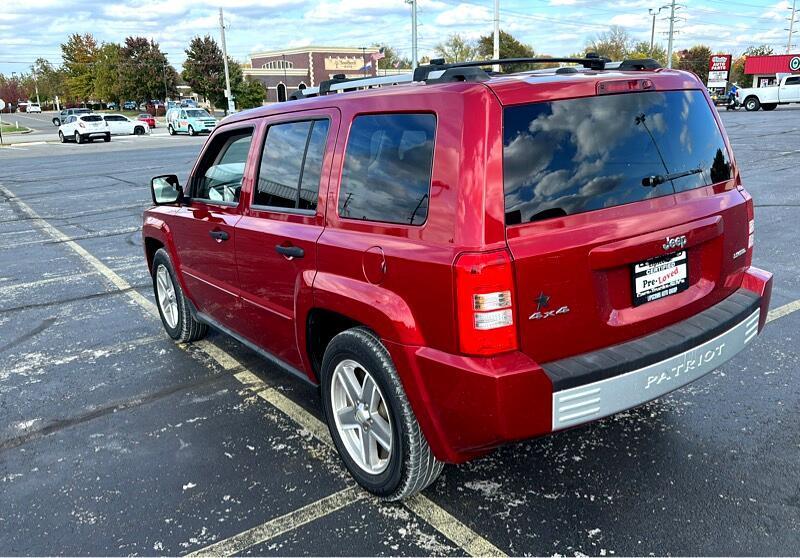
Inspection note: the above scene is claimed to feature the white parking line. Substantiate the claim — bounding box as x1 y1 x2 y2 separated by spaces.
0 183 507 557
187 487 366 557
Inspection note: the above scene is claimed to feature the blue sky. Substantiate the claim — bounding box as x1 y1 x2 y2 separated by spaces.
0 0 795 74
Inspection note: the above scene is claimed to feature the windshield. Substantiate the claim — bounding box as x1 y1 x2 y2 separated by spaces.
186 109 211 118
503 90 732 225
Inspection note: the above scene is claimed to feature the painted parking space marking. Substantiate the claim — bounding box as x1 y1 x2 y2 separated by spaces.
766 298 800 323
0 182 507 557
187 487 366 557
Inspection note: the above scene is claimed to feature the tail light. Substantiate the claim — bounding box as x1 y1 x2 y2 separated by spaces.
454 250 518 356
745 195 755 266
597 79 654 95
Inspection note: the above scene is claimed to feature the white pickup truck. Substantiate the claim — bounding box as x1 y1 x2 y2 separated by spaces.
737 74 800 111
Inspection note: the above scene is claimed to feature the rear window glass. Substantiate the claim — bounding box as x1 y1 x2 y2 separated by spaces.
503 90 732 225
82 115 103 122
338 113 435 226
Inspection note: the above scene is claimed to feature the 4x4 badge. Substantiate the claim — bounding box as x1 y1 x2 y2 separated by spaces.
529 292 570 320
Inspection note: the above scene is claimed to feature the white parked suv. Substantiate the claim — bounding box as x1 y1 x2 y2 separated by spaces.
58 114 111 144
27 103 42 113
100 113 150 136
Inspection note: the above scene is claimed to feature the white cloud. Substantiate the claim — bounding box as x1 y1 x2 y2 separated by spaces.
434 4 492 26
609 13 647 28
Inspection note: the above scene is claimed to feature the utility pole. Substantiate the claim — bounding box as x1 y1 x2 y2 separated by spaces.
219 7 235 113
649 7 663 54
162 52 169 104
30 65 41 106
666 0 677 69
493 0 500 72
788 0 797 53
406 0 418 70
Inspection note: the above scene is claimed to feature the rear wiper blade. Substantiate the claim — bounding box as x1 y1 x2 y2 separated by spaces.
642 167 703 187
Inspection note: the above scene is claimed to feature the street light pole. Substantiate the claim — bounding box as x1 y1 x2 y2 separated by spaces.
406 0 418 70
219 7 235 113
649 7 663 54
492 0 500 72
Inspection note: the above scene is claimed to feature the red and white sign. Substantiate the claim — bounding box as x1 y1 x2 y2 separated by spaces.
709 54 732 72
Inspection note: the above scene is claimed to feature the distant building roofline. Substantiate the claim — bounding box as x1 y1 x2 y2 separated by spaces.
251 45 380 58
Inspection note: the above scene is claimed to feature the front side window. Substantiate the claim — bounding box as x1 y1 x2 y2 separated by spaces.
254 119 330 211
503 90 732 225
785 76 800 86
193 130 253 204
338 113 435 225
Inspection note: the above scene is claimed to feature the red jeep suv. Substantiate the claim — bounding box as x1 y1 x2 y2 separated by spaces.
143 57 773 500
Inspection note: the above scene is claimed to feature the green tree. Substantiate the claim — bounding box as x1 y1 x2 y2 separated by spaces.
628 41 668 66
29 58 65 105
182 36 226 106
61 33 98 103
476 30 535 73
434 34 478 63
586 26 632 61
675 45 713 84
120 37 177 103
94 43 122 104
372 44 411 70
233 75 266 110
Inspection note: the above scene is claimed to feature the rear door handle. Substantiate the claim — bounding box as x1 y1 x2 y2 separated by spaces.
209 230 229 242
275 245 304 259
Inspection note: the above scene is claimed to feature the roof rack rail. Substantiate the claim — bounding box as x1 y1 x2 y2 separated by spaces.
412 55 609 82
287 53 663 102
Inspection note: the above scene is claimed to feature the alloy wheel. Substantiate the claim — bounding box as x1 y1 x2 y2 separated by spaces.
330 359 393 475
155 264 179 329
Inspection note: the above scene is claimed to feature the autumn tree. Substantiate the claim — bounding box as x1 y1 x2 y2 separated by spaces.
434 34 478 63
586 26 632 61
61 33 98 103
94 43 123 104
675 45 713 83
182 36 226 106
119 36 177 103
628 41 668 66
29 58 65 105
730 45 774 86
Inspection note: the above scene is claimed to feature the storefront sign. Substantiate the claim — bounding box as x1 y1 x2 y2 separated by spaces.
324 57 364 71
791 56 800 71
707 54 732 87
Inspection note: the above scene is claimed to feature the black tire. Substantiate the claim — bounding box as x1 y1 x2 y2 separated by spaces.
104 133 111 142
762 103 777 111
188 125 196 136
744 97 760 111
320 327 443 500
134 126 145 135
52 118 61 127
151 249 208 343
168 124 175 136
58 131 66 143
74 131 83 144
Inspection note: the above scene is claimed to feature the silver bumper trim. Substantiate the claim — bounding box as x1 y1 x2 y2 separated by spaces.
552 309 760 431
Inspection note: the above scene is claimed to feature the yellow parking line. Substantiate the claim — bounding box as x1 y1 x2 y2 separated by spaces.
766 299 800 323
186 487 366 557
0 183 506 557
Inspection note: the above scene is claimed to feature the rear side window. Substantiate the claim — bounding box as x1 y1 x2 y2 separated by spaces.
254 119 330 211
503 90 732 225
338 114 435 226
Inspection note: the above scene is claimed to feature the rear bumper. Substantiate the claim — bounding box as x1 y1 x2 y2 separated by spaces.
387 266 773 463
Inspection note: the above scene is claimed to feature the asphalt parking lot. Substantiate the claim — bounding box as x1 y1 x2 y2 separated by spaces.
1 107 799 556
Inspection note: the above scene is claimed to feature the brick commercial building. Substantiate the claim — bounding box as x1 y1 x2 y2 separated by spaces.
244 46 380 103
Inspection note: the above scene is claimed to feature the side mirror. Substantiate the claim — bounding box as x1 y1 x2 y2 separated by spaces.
151 174 184 205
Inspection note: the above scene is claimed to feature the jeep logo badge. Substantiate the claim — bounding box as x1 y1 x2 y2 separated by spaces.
663 235 687 251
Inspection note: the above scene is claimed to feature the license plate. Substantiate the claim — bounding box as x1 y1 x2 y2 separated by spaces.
632 251 688 306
